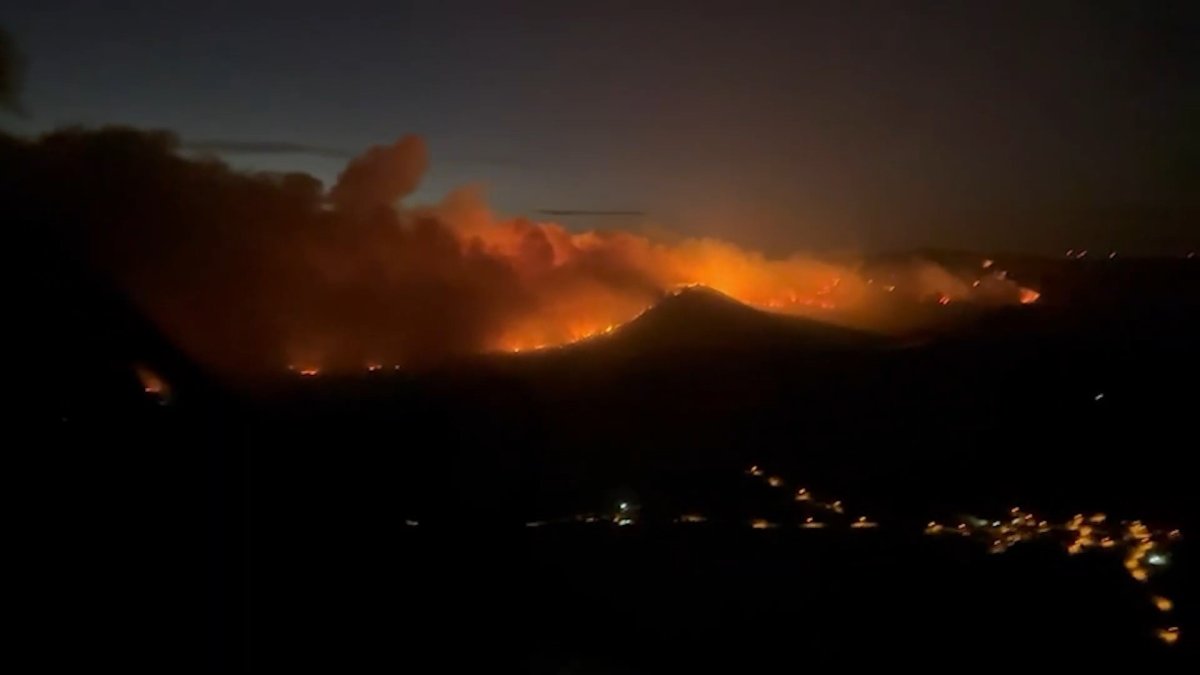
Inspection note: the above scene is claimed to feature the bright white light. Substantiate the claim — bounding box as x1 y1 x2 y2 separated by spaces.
1148 553 1168 566
618 502 629 511
1094 393 1105 401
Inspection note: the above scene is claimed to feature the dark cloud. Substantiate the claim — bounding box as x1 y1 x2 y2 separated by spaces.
7 127 526 372
182 139 353 158
6 127 663 374
329 135 428 211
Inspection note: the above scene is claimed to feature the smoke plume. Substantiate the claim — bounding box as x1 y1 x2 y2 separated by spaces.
7 127 1033 374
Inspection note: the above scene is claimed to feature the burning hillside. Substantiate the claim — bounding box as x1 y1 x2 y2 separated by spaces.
506 285 886 360
10 128 1038 375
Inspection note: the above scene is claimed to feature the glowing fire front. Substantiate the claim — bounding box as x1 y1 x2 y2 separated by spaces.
239 138 1041 372
271 139 1042 371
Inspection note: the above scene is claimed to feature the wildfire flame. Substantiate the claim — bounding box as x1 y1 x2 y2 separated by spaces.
22 127 1040 375
134 365 168 397
425 191 1043 357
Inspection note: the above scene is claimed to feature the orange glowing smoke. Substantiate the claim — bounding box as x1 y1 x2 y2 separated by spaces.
26 128 1040 374
405 185 1038 357
429 188 879 354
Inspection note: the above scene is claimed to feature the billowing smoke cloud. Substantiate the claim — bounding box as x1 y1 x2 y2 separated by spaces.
8 127 1033 375
329 135 429 212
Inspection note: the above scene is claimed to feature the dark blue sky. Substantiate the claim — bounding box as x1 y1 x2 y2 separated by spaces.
3 1 1195 253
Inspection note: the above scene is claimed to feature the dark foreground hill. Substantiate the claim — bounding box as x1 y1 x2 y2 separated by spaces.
251 266 1195 668
27 261 249 670
31 256 1198 669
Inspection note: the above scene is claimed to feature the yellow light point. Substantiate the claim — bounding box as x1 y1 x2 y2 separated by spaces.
1152 596 1173 612
795 488 811 501
1100 537 1115 548
746 465 764 477
801 517 826 529
1168 529 1181 539
851 517 878 529
925 522 944 535
767 476 784 488
1130 568 1149 582
1128 520 1147 534
1155 627 1179 645
831 500 844 514
750 519 775 530
982 259 994 269
1089 513 1107 524
298 368 320 376
679 514 707 524
1010 506 1020 514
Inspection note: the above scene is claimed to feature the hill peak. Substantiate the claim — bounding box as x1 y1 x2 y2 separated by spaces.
594 285 879 354
649 285 765 317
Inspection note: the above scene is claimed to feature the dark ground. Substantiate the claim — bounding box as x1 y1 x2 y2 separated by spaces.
33 255 1198 670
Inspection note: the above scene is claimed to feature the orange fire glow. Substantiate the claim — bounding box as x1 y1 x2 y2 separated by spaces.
69 130 1040 374
135 365 168 397
395 187 1042 359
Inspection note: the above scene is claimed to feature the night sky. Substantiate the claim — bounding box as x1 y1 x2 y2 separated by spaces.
2 1 1195 253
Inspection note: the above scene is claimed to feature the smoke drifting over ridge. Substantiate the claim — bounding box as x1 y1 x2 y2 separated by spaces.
9 128 1032 374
